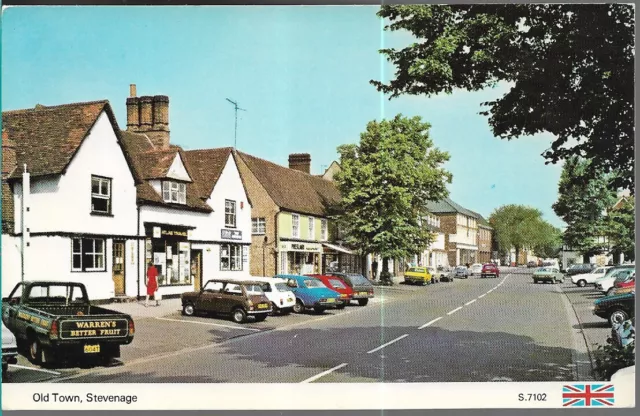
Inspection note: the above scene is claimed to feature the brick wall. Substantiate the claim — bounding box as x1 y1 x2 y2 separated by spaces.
438 214 458 266
478 226 492 263
235 154 280 276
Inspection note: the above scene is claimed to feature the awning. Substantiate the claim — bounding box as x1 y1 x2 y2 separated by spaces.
322 243 353 255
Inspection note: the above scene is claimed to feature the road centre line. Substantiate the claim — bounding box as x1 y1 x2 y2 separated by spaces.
367 334 409 354
464 299 477 306
300 363 348 383
478 294 486 298
155 317 261 331
418 316 442 329
447 306 463 315
9 364 61 375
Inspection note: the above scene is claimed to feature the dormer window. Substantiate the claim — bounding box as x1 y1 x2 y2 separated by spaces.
162 181 186 204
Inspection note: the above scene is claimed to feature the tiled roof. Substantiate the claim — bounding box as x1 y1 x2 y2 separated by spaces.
183 148 233 199
426 198 481 219
236 151 341 217
118 130 211 212
469 210 492 228
2 100 116 180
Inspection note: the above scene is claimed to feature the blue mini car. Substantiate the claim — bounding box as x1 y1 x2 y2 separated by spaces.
275 274 341 314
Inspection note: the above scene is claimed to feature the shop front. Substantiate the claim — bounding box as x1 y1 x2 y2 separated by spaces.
278 241 322 275
321 243 362 274
144 223 194 288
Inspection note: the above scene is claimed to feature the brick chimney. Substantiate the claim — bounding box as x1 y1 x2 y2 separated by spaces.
2 129 16 179
288 153 311 174
125 84 170 149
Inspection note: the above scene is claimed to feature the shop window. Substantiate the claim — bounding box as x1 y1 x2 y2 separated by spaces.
162 181 186 204
225 200 236 228
308 216 315 239
220 244 242 271
91 176 111 214
252 217 266 235
292 214 300 238
321 219 328 241
71 238 105 272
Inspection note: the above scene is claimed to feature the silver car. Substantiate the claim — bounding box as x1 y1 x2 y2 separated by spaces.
454 266 470 279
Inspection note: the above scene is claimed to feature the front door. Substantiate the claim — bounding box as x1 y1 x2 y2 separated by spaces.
112 241 126 296
190 250 202 291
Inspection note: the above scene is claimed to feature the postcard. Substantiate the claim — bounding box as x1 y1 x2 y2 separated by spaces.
0 3 635 412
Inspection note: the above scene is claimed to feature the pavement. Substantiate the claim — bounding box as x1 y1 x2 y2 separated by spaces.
3 267 603 384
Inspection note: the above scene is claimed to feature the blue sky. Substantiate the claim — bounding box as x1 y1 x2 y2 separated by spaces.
1 6 564 227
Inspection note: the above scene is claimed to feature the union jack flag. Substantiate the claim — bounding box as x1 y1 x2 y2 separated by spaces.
563 384 615 407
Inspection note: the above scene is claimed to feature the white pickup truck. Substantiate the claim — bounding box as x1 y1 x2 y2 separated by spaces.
2 321 18 379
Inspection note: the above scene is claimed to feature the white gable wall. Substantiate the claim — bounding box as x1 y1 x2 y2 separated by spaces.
166 154 191 181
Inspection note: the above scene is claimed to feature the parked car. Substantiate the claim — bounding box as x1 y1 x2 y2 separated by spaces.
181 279 272 323
613 271 635 291
454 266 470 279
435 266 455 283
403 266 433 286
470 263 483 276
326 272 375 306
592 290 635 326
276 274 341 313
306 274 353 309
570 266 612 287
595 266 636 296
532 267 564 284
226 276 296 315
565 263 596 277
2 281 135 367
527 261 537 268
2 322 18 379
480 263 500 278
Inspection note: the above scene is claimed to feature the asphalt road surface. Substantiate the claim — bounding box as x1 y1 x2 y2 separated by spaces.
5 269 593 383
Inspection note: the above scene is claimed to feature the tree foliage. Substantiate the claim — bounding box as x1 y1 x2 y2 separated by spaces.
489 204 557 261
372 4 634 192
606 197 635 262
333 114 452 275
553 156 618 258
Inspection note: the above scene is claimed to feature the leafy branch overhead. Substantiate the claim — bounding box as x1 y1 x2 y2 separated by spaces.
333 114 452 264
373 4 634 192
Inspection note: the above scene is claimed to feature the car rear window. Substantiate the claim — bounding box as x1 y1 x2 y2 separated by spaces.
274 283 290 292
346 274 371 285
328 279 346 289
408 267 425 273
303 279 326 289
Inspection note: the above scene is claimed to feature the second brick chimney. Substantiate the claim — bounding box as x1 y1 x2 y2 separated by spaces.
126 84 170 149
288 153 311 174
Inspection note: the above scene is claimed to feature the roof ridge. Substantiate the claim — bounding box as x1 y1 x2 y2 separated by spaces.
184 147 234 153
3 99 108 115
237 150 318 178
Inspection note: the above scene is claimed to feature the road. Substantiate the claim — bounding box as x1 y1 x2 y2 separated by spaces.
5 268 599 383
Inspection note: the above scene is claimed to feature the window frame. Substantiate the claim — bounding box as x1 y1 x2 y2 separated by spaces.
321 219 328 241
71 238 106 272
162 180 187 204
225 200 237 228
90 175 112 215
308 216 315 240
220 244 243 271
252 217 266 235
292 214 300 238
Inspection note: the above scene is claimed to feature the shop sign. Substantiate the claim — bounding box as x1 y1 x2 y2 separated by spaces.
280 242 322 253
162 229 188 237
221 229 242 240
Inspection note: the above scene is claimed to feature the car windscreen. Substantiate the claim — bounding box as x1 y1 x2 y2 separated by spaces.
274 283 290 292
244 284 265 294
613 270 634 282
303 279 326 289
346 274 371 285
328 279 346 289
605 267 634 278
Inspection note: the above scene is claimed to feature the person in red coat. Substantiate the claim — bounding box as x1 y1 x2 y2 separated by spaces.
145 262 159 307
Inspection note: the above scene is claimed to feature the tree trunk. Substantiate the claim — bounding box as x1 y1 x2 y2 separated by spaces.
382 257 389 275
515 247 520 266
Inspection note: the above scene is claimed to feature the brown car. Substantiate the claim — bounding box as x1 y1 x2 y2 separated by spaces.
181 279 272 324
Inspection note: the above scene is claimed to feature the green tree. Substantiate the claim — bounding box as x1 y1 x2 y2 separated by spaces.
333 114 452 281
532 222 563 259
372 4 634 192
489 204 551 263
606 197 635 262
552 157 617 261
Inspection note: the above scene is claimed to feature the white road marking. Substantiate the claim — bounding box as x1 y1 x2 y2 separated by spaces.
418 316 442 329
478 294 486 299
447 306 463 315
155 317 261 331
367 334 409 354
300 363 348 383
8 364 61 375
465 299 477 306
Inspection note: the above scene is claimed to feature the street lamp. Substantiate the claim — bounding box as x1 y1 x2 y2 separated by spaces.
263 235 268 276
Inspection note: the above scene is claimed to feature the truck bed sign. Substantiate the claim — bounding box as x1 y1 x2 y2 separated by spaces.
60 319 128 339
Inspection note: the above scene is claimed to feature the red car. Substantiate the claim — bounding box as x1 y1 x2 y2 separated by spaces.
614 274 635 290
306 274 353 309
481 263 500 278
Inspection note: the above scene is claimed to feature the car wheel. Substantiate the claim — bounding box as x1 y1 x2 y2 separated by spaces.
293 300 305 314
28 337 43 365
608 308 629 326
182 303 195 316
254 314 267 323
232 308 247 324
577 280 587 288
358 298 369 306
